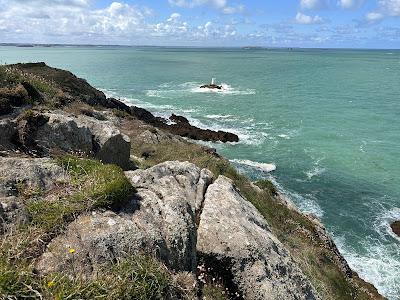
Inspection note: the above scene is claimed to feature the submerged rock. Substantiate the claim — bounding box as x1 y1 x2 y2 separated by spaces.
391 221 400 237
197 176 319 300
36 161 213 277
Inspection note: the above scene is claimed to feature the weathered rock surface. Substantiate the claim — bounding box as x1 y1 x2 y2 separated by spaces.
0 119 18 150
17 111 131 168
197 176 319 300
128 106 239 143
0 157 68 232
391 221 400 237
36 161 213 277
0 157 67 198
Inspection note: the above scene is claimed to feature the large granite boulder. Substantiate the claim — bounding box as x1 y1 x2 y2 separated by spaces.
0 157 67 198
197 176 319 300
17 111 131 168
36 161 213 277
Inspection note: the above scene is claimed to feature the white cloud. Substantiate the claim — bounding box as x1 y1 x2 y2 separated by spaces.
168 0 227 8
379 0 400 16
168 0 244 14
366 12 384 22
338 0 364 9
365 0 400 23
300 0 322 9
295 12 324 24
0 0 243 44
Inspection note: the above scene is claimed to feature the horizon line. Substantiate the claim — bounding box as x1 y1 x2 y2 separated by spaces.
1 43 399 51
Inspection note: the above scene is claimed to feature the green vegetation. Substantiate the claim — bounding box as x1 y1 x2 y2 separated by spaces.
254 179 278 196
0 254 179 300
0 65 59 97
27 156 135 232
131 139 382 300
0 156 185 300
202 284 229 300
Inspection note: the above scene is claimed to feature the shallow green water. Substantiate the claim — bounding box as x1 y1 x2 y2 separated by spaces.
1 46 399 299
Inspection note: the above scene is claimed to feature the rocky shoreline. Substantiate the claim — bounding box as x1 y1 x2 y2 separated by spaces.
0 63 385 299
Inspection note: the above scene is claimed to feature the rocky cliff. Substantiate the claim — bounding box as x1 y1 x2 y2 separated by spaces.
0 63 385 300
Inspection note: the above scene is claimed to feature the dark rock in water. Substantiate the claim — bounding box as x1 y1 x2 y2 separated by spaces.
128 107 239 143
200 84 222 90
170 114 189 124
391 221 400 237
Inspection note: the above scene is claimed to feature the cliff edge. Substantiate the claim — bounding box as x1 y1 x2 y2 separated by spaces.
0 63 385 300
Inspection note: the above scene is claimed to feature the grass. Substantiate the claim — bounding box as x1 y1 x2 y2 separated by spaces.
0 65 59 98
0 155 186 300
0 254 179 300
202 284 229 300
130 138 383 300
27 156 135 232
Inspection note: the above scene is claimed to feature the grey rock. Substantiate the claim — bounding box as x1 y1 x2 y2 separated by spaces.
0 157 67 198
197 176 319 300
36 161 213 277
0 119 18 151
0 157 68 232
34 112 131 168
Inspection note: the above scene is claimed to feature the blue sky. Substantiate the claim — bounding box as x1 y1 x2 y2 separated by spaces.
0 0 399 48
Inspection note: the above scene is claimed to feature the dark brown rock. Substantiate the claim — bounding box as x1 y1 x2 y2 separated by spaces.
200 84 222 90
128 107 239 143
21 81 43 102
170 114 189 124
104 97 131 112
391 221 400 237
0 98 13 115
0 84 29 106
130 106 157 123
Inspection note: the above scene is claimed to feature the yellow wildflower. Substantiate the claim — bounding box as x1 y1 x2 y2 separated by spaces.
69 248 75 254
47 281 55 288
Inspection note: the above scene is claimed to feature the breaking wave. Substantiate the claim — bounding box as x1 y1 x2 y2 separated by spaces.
230 159 276 173
146 81 256 98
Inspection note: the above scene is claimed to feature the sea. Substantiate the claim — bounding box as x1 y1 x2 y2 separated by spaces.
1 46 399 299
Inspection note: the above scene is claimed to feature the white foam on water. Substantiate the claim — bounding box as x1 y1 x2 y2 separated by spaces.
278 134 291 139
266 176 324 218
374 207 400 243
230 159 276 173
191 83 256 95
186 116 268 146
147 81 256 97
305 166 326 180
205 114 236 119
103 89 265 146
289 192 324 217
334 235 400 300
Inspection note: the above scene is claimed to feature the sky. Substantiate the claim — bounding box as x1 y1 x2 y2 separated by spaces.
0 0 399 48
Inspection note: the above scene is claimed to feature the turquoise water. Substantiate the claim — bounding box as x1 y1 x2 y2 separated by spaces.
1 46 399 299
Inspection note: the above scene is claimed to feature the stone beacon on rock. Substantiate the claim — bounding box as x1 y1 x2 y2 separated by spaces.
200 77 223 90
